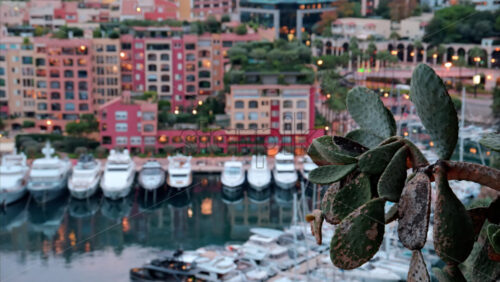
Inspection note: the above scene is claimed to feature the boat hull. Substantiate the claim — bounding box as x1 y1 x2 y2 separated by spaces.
68 180 100 200
139 175 166 192
248 179 270 191
102 183 133 200
167 174 192 189
0 186 27 206
273 177 297 189
27 177 68 204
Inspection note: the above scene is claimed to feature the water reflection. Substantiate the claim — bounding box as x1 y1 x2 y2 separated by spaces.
0 174 313 281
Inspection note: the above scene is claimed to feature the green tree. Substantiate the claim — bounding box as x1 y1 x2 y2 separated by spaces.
221 14 231 23
375 0 391 19
205 15 220 33
235 24 248 35
93 28 102 38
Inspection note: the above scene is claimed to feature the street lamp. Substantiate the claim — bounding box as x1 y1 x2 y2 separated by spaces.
452 55 459 61
473 74 481 97
444 62 452 70
316 59 324 66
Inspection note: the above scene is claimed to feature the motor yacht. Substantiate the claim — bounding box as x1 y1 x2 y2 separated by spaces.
300 155 318 181
100 149 135 200
27 142 71 204
0 149 29 206
247 155 271 191
167 155 192 189
221 160 245 189
272 151 297 189
138 160 165 192
68 154 102 199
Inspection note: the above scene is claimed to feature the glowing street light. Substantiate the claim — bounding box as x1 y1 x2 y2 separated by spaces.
316 59 324 66
473 57 481 63
120 52 126 58
473 74 481 85
324 126 329 131
192 109 197 115
326 93 331 99
391 50 397 56
198 100 203 106
174 109 179 115
432 53 437 59
444 62 452 69
452 55 459 61
46 120 52 125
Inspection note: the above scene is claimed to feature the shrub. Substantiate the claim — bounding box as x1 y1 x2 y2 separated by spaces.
227 145 238 155
22 121 35 128
95 146 107 158
144 146 156 155
163 145 176 155
74 147 88 156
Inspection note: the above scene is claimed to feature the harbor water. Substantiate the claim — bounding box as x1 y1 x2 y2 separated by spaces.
0 173 316 282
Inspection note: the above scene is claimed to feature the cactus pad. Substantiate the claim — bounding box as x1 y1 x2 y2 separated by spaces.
330 198 385 269
308 136 358 166
345 129 385 148
408 250 430 282
434 165 475 264
358 141 404 175
398 172 431 250
378 146 409 202
321 183 341 224
308 163 357 185
306 209 324 245
467 207 488 240
479 132 500 152
410 64 458 160
487 224 500 254
333 136 368 156
346 86 396 138
325 173 372 224
384 203 399 224
403 139 429 169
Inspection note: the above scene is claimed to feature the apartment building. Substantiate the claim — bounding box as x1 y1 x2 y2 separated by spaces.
331 17 391 40
191 0 233 19
92 38 121 105
99 93 158 151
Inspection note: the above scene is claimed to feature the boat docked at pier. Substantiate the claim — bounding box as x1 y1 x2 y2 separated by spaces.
273 151 297 189
27 142 71 204
100 149 135 200
167 155 192 189
0 149 29 206
138 160 165 192
68 154 102 199
247 155 271 191
221 159 245 190
300 155 317 181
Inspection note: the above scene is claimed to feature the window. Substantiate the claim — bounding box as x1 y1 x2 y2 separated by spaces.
50 81 60 89
271 122 279 128
235 112 244 120
236 123 244 129
284 123 292 130
144 124 154 132
161 85 170 92
65 92 74 99
135 42 143 49
65 103 75 111
268 136 278 143
235 101 244 108
161 75 170 82
145 137 156 145
282 136 292 143
65 81 74 90
78 81 88 90
106 45 117 52
130 136 141 145
160 54 169 61
297 122 305 130
297 100 307 108
283 112 293 120
115 111 128 120
51 92 60 99
249 101 258 108
249 123 258 129
147 54 157 61
248 112 258 120
271 111 279 117
297 112 305 120
148 64 157 71
116 123 128 132
79 103 89 111
79 91 88 100
283 100 293 108
51 103 61 111
78 70 88 78
116 137 127 145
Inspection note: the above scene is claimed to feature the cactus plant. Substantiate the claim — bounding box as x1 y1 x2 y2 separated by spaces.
307 63 500 281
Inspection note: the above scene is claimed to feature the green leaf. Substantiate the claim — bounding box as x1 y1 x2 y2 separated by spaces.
358 141 404 175
433 165 475 264
346 86 396 138
308 164 357 185
323 173 372 224
307 136 357 166
480 132 500 152
330 198 385 270
377 146 408 202
345 129 384 148
410 64 458 160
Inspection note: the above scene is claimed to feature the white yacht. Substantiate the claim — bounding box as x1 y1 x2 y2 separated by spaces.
27 142 71 204
138 160 165 192
300 155 318 181
221 160 245 189
167 155 192 189
247 155 271 191
100 149 135 200
272 151 298 189
0 149 29 206
68 154 102 199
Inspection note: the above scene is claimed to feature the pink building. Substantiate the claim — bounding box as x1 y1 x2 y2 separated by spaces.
33 38 94 131
144 0 178 21
99 93 158 152
191 0 233 19
54 2 78 23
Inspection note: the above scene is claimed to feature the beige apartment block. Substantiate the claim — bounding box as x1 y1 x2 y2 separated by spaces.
92 38 121 106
